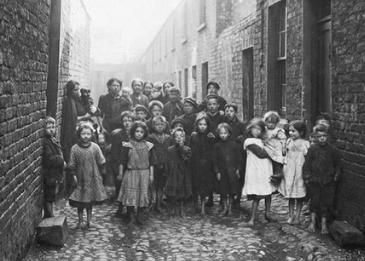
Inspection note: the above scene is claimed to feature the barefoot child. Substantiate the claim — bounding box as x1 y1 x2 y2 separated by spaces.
117 121 155 225
213 123 241 216
147 116 173 213
279 121 310 224
242 119 276 226
68 122 108 229
164 128 192 217
43 116 66 218
189 114 215 215
303 124 342 234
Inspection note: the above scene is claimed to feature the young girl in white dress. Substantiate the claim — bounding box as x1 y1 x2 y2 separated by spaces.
279 121 310 224
242 119 276 226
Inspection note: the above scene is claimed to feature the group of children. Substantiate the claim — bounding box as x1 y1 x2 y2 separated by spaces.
43 81 342 235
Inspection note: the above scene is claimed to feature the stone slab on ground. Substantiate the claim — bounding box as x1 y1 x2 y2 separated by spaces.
330 220 365 247
36 216 69 246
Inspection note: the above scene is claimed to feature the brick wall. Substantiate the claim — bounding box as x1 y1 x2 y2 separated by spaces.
0 1 51 260
332 0 365 231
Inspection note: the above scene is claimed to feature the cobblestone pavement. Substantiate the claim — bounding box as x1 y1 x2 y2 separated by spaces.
25 194 365 261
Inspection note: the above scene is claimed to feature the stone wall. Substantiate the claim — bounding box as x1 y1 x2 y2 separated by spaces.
0 1 51 260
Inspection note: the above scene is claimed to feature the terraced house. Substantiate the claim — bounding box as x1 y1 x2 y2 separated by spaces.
142 0 365 232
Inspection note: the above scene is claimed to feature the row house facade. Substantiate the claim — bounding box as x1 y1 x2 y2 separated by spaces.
142 0 365 232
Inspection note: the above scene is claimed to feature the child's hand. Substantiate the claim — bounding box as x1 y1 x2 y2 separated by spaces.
63 162 67 169
216 173 221 181
89 105 97 114
150 174 154 183
71 175 77 188
117 173 123 182
236 170 240 179
207 132 215 138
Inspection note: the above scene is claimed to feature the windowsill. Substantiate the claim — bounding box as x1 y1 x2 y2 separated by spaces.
197 22 207 32
181 38 187 45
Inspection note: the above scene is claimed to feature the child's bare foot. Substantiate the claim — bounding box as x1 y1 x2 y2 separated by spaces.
265 214 278 222
180 208 186 217
247 219 255 227
226 210 232 216
218 209 227 217
86 221 95 228
287 217 294 224
76 222 84 229
200 209 206 216
321 226 329 234
292 217 301 225
156 207 165 214
136 216 145 226
307 222 316 232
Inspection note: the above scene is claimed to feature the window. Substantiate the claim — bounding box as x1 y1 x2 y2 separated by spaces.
201 62 208 99
184 68 189 96
268 0 287 113
198 0 207 30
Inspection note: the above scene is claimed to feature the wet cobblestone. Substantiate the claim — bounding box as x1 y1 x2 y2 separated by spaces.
25 194 365 261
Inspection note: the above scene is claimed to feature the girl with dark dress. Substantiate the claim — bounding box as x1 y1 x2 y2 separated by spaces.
213 123 241 216
189 114 215 215
146 116 173 213
164 128 192 217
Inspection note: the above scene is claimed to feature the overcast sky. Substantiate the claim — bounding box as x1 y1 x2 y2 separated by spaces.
83 0 180 64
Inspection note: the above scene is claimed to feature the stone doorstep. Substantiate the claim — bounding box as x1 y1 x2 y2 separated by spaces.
36 216 69 247
329 220 365 247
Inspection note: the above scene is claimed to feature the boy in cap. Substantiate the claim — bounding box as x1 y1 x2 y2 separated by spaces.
197 81 227 113
134 104 149 122
178 97 198 138
223 104 246 140
162 87 184 124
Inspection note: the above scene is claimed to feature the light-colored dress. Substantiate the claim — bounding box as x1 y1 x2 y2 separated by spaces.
263 127 286 164
242 138 275 197
68 142 107 205
279 138 310 198
117 140 154 207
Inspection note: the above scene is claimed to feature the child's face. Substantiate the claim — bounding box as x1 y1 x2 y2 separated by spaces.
197 119 208 133
45 123 56 136
122 116 133 131
207 98 219 114
174 131 185 145
121 89 130 98
153 121 166 134
144 84 153 96
80 128 93 144
151 105 162 117
316 131 328 146
134 127 145 141
207 84 219 94
183 103 194 115
135 111 147 121
163 83 172 95
289 125 301 140
169 92 179 103
219 128 229 141
225 107 236 120
251 126 262 138
265 119 277 130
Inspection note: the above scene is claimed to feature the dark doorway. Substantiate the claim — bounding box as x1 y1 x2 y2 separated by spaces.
201 62 208 99
242 48 254 121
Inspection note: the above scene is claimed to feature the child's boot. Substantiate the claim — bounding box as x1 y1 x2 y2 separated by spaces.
137 207 145 225
127 206 135 225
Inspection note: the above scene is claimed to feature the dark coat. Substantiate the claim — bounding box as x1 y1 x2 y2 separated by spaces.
197 95 227 113
43 135 65 185
163 100 184 124
189 132 215 195
98 93 132 134
178 113 197 138
130 93 149 108
213 139 242 195
223 116 246 140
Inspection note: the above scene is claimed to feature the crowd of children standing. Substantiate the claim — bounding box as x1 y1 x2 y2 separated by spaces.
43 78 342 234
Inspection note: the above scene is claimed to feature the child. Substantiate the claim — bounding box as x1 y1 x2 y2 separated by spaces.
117 121 156 225
121 86 133 107
213 123 241 216
197 81 227 113
146 116 173 213
279 121 310 225
189 114 215 215
43 116 66 218
263 111 287 186
242 119 276 226
146 100 170 134
223 104 245 140
134 105 148 122
205 93 225 206
170 117 185 133
178 97 198 138
143 81 154 101
164 128 192 217
303 124 342 234
68 122 108 229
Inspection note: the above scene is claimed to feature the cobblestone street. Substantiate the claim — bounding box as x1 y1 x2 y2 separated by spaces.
24 194 364 261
